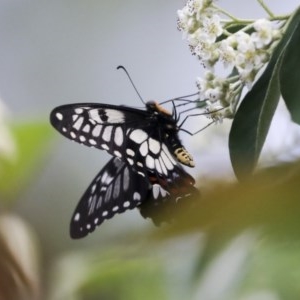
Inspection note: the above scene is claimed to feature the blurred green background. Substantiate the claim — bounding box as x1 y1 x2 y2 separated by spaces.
0 1 300 299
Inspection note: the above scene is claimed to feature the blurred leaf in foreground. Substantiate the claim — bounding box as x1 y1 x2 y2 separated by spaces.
0 213 40 300
158 159 300 299
0 121 54 202
48 248 168 300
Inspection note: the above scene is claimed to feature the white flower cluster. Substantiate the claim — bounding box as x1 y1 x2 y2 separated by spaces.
177 0 282 122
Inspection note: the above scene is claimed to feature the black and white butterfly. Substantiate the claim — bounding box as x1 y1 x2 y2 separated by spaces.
50 100 199 239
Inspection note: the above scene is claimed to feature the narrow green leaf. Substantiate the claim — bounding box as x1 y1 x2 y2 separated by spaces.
280 20 300 123
229 7 300 180
0 121 54 202
229 57 281 180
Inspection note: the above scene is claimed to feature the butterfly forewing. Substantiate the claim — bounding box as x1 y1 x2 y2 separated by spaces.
70 157 150 239
50 103 181 179
50 103 146 153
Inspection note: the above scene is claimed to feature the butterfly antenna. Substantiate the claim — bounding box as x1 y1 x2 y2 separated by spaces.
117 65 145 105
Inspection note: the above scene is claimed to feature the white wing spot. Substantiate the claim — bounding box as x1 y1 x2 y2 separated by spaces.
114 127 124 146
153 184 160 199
73 117 84 130
114 150 122 158
127 158 134 165
153 186 169 199
146 155 155 169
102 211 108 217
113 175 121 199
101 144 109 150
79 135 86 142
72 115 79 122
137 162 143 168
74 213 80 221
162 144 177 165
129 129 148 144
138 171 145 177
155 159 163 174
86 224 91 229
159 157 168 176
55 112 63 120
126 148 135 157
75 108 84 114
89 139 97 145
139 141 148 157
123 167 130 191
91 184 96 194
133 192 141 201
105 109 125 122
123 201 130 208
83 124 91 133
96 196 103 209
102 126 113 142
112 206 119 212
62 127 67 132
94 218 99 224
70 131 76 139
88 109 102 122
101 172 108 184
92 125 102 137
104 185 113 203
161 188 168 197
161 151 173 170
149 138 160 155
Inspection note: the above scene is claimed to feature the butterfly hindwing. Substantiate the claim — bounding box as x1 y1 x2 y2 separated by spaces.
70 157 150 238
140 164 199 225
71 156 199 238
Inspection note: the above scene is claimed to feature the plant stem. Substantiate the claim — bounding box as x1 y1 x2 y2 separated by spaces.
213 4 239 21
257 0 275 18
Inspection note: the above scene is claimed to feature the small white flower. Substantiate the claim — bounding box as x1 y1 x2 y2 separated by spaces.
194 38 215 60
205 87 222 102
177 7 192 31
196 77 209 97
235 31 253 53
202 14 223 43
237 68 256 89
219 39 237 68
205 104 225 123
235 37 257 72
252 19 274 48
187 0 204 14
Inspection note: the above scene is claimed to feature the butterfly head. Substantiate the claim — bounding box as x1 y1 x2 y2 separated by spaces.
146 101 172 117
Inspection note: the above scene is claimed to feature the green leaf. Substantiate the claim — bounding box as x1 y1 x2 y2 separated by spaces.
0 121 54 203
229 8 300 180
229 58 281 180
280 15 300 123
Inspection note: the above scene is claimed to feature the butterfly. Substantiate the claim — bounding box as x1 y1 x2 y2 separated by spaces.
50 100 199 238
